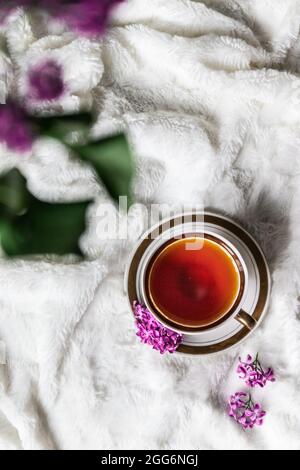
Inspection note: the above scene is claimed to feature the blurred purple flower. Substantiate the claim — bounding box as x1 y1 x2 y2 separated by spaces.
28 60 65 101
0 9 9 25
237 354 276 388
54 0 124 37
228 392 266 430
0 1 124 36
0 101 33 152
133 302 182 354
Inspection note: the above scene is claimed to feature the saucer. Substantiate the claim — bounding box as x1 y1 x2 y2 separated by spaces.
125 212 271 355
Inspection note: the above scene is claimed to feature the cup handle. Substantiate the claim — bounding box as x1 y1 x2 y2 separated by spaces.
235 310 257 331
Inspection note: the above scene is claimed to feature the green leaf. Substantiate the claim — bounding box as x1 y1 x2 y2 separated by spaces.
0 169 30 216
0 200 90 257
0 169 91 257
32 113 135 206
34 113 93 143
72 134 134 206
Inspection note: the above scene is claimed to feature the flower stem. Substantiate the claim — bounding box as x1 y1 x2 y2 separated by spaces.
253 353 265 374
245 394 254 410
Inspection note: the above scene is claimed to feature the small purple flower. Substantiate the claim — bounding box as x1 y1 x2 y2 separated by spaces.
28 60 65 101
0 101 33 152
133 302 182 354
237 354 276 388
228 392 266 430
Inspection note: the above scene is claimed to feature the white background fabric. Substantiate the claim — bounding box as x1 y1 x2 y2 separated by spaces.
1 0 300 450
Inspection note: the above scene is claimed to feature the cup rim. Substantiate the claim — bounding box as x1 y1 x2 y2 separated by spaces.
140 232 248 335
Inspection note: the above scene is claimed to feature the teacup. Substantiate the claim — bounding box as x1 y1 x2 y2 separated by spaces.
137 232 256 335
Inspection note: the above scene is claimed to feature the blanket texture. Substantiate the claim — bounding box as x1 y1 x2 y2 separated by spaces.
1 0 300 450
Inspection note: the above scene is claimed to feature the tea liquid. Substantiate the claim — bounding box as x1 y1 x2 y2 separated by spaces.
147 237 240 328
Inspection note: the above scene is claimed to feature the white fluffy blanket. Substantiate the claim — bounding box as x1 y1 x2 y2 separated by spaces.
1 0 300 450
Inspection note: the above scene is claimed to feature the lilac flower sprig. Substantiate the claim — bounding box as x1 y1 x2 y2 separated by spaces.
133 302 183 354
0 0 124 37
0 57 65 152
237 354 275 388
228 392 266 430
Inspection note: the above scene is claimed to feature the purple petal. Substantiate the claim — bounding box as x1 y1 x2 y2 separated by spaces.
28 59 65 101
0 101 33 152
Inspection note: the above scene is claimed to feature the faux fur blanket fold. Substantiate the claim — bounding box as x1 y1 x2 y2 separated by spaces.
1 0 300 450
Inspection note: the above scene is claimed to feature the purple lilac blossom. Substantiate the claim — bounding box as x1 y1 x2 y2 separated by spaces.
54 0 124 37
0 101 33 152
28 60 65 101
133 302 182 354
0 1 124 36
228 392 266 430
237 354 276 388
